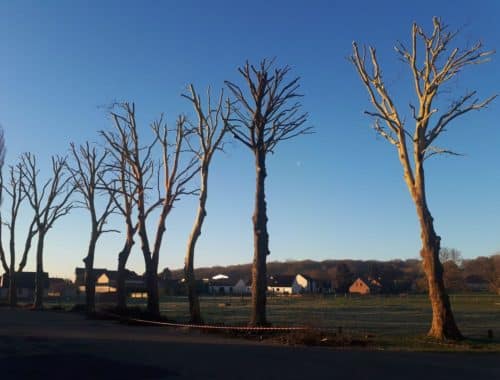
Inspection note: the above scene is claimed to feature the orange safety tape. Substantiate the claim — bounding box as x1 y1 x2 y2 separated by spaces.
100 311 312 331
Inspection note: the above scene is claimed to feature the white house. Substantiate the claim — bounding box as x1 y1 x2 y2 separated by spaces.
268 274 318 295
208 275 250 295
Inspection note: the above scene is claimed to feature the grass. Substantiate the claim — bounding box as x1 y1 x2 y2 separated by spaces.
46 292 500 351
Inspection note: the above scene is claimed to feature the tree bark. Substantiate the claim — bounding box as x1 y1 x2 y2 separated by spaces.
411 159 462 340
34 230 45 309
116 221 134 312
83 230 97 314
250 149 269 326
8 217 17 306
116 238 133 312
8 269 17 306
145 261 160 317
184 164 208 324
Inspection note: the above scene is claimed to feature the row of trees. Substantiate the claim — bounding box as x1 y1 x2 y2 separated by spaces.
0 18 495 341
0 59 309 327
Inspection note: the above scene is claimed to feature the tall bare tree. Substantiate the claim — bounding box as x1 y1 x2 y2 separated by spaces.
225 59 310 326
0 132 38 306
21 153 74 309
101 127 138 312
350 17 496 340
0 164 38 306
103 103 198 316
68 142 116 313
182 84 230 323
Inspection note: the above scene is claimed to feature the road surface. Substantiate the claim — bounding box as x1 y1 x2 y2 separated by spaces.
0 308 498 379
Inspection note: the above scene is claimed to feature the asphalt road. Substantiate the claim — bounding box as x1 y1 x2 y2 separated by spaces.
0 308 498 379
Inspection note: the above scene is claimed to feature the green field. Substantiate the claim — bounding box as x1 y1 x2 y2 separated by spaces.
123 293 500 341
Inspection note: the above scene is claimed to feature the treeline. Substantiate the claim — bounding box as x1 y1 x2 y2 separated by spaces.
169 253 500 294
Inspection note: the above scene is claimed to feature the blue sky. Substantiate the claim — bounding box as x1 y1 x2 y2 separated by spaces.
0 1 498 279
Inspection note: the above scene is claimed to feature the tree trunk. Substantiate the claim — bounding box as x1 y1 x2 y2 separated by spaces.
116 247 130 312
8 221 17 306
250 149 269 326
409 156 462 340
33 231 45 309
145 261 160 317
83 232 97 314
415 196 463 340
116 220 135 312
8 269 17 306
184 164 208 324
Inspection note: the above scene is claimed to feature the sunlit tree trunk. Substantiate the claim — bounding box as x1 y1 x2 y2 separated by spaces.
250 148 269 326
412 161 462 340
184 164 207 324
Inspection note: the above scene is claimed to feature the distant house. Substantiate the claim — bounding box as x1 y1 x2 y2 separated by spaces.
0 272 49 300
207 275 251 295
267 274 318 295
74 268 147 298
75 268 107 293
349 277 382 295
208 276 235 295
95 272 117 293
233 279 251 295
48 278 77 298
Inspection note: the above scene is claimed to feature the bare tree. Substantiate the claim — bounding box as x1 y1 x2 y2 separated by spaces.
440 247 463 266
350 17 496 340
21 153 74 309
101 127 138 312
102 103 198 317
0 132 38 306
0 164 38 306
182 84 230 323
225 59 310 326
68 142 116 313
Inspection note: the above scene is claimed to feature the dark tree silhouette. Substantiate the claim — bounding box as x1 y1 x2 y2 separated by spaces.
1 164 38 306
0 132 38 306
225 59 310 326
101 127 139 312
21 153 74 309
182 84 230 323
68 142 117 313
350 17 496 340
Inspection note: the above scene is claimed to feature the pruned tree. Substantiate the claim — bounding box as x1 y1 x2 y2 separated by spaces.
182 84 230 323
101 126 139 312
0 132 38 306
68 142 117 313
0 163 38 306
225 59 310 326
103 103 198 316
350 17 496 340
20 153 74 309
